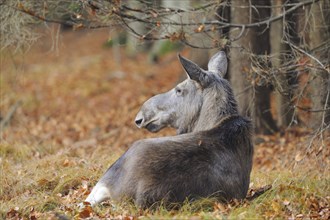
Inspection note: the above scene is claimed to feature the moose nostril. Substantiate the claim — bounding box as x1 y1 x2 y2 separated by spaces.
135 118 143 126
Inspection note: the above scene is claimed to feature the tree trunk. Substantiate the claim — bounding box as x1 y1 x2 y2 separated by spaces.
229 0 278 134
271 0 296 129
229 0 254 117
125 1 154 56
190 1 231 73
308 1 330 130
149 0 190 62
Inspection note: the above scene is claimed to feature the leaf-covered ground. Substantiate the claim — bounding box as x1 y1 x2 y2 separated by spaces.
1 29 329 219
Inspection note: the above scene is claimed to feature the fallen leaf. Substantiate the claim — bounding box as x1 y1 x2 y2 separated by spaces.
214 202 228 213
283 199 290 206
296 214 304 218
63 159 70 167
78 205 93 218
295 152 304 162
6 208 19 218
271 200 281 213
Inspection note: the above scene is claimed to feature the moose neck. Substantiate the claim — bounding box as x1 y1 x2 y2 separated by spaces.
190 84 238 133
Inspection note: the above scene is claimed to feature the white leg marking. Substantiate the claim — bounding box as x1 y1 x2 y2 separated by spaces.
85 182 111 206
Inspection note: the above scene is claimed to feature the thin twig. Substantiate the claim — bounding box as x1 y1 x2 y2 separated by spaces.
230 25 246 41
295 105 330 113
0 101 22 131
11 0 320 31
284 40 328 71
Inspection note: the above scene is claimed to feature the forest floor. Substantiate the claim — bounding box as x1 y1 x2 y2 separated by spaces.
1 28 329 219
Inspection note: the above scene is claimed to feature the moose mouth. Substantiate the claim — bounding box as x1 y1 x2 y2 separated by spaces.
144 120 162 133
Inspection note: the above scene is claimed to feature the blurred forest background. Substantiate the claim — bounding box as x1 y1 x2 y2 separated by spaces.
1 0 329 219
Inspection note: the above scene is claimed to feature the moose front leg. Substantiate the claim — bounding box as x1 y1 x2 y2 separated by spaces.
83 150 130 206
85 182 112 206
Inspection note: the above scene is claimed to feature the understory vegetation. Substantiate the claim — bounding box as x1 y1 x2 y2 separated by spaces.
1 30 329 219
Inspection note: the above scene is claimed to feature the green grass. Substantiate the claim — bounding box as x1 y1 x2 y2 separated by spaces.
229 171 329 219
1 139 329 219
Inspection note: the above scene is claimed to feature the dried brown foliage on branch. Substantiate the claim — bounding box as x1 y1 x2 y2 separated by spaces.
2 0 323 46
2 0 329 137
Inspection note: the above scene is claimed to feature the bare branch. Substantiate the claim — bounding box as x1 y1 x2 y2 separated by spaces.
12 3 77 27
284 40 328 72
7 0 320 36
295 105 330 113
114 0 318 27
0 101 22 131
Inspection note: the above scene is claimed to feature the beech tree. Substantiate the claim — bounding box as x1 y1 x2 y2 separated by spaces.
308 1 330 131
1 0 329 135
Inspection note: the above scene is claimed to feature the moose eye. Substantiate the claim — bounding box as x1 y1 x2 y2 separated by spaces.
175 88 182 96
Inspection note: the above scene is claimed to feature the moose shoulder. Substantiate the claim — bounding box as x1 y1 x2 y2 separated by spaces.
84 51 254 208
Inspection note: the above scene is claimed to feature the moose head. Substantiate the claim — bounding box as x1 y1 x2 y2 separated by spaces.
135 51 238 134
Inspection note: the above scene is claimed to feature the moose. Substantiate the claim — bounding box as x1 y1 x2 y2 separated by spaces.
84 51 254 208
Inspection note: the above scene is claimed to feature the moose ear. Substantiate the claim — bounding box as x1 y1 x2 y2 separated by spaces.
178 54 208 87
207 51 227 77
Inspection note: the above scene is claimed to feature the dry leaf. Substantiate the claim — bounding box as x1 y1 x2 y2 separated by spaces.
213 202 228 213
6 208 19 218
37 178 50 186
73 23 84 30
78 205 93 218
271 201 281 213
150 11 158 18
295 152 304 162
283 199 290 206
63 159 70 167
194 25 205 33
